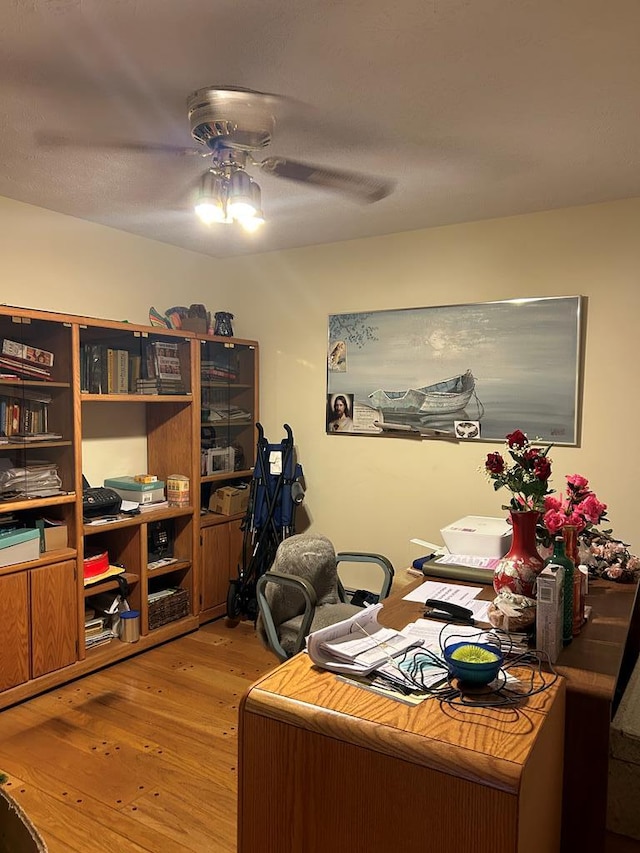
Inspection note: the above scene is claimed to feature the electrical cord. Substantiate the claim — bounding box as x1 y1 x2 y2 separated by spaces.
369 629 558 709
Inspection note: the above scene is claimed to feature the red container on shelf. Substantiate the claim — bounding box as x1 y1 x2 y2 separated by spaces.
83 550 109 579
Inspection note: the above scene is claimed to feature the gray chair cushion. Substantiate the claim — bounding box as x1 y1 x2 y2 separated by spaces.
257 533 346 650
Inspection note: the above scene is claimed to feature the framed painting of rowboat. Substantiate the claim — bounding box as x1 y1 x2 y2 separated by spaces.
326 296 584 445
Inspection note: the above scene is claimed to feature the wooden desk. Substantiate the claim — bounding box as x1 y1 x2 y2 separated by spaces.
238 644 565 853
379 571 640 853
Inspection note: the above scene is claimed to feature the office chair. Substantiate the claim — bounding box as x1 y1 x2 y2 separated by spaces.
256 532 394 662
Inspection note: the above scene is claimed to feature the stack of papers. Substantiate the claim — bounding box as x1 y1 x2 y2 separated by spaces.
320 627 420 670
307 604 423 675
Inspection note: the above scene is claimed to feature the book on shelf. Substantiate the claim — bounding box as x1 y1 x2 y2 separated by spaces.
143 341 185 385
148 556 178 571
135 378 186 395
128 354 142 392
0 355 52 380
80 345 131 394
138 500 169 513
11 433 62 442
1 395 51 437
85 629 116 649
1 339 54 368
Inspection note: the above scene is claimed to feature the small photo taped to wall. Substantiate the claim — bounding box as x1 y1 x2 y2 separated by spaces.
327 393 355 433
454 420 481 439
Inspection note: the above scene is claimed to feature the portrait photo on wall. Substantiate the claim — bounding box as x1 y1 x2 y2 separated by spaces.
326 393 355 433
326 296 584 444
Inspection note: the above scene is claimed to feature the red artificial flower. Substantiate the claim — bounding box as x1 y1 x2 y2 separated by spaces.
485 452 505 474
506 429 527 449
533 456 552 481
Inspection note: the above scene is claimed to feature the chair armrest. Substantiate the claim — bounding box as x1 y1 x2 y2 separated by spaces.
336 552 395 600
256 571 318 661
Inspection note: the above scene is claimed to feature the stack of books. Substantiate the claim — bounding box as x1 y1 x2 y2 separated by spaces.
0 339 54 381
139 341 186 395
201 356 239 382
84 612 114 649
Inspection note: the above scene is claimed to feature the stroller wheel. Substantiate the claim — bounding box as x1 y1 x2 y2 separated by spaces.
227 580 241 620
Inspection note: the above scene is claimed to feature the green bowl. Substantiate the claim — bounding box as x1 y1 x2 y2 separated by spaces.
443 641 503 685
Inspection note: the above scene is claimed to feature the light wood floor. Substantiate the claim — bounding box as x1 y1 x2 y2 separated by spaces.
0 617 639 853
0 619 276 853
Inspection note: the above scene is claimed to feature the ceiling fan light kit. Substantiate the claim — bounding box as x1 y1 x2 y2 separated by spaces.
40 85 392 236
194 148 265 231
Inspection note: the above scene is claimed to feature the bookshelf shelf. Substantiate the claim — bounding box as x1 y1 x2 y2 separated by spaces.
83 571 139 598
1 440 73 450
147 558 191 580
0 380 71 389
80 393 192 403
201 382 253 390
83 505 193 536
201 468 254 485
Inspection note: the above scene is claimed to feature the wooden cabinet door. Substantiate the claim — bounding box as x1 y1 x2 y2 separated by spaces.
200 524 231 612
31 560 77 679
0 571 30 692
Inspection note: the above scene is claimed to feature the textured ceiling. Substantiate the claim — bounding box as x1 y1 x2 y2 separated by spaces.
1 0 639 258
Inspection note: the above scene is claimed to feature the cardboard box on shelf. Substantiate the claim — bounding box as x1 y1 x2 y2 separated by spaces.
209 485 249 516
44 524 68 551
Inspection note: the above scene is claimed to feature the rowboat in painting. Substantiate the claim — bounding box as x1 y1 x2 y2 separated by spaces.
368 370 475 415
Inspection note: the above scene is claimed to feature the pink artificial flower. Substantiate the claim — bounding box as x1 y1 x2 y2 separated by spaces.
544 495 563 512
605 565 624 580
579 494 607 524
565 510 587 532
566 474 589 491
544 509 567 534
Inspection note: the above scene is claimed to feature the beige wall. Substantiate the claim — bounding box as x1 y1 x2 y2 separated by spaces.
3 192 638 571
220 198 640 570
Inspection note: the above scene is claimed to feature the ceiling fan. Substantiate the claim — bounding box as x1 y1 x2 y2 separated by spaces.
40 86 395 232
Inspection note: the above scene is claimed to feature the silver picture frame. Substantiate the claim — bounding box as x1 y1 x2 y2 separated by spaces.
326 296 584 445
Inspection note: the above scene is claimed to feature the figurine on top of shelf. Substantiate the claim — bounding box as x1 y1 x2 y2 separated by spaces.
214 312 234 337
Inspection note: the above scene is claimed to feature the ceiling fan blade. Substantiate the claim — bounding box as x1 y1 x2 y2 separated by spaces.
36 132 204 156
259 157 394 203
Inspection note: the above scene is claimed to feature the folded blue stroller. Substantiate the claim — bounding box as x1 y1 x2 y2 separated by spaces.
227 423 304 620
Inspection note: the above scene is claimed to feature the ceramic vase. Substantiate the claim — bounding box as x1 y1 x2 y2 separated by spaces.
493 510 544 597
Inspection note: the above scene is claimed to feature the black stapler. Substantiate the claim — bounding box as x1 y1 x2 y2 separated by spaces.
424 599 474 625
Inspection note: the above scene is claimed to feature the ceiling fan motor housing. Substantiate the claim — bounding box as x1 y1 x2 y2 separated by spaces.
187 86 276 151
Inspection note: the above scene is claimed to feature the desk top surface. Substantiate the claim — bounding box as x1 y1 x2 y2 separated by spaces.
382 572 640 702
244 651 563 792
